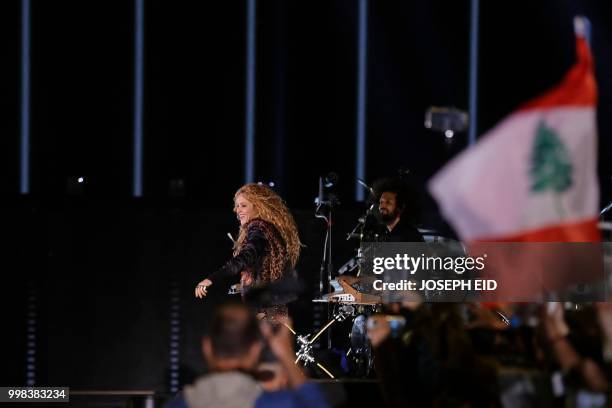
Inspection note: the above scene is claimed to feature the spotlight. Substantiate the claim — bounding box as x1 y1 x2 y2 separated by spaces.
66 176 87 196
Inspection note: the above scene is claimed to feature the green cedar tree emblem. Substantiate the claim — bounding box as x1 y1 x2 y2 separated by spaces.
529 120 573 217
529 120 573 193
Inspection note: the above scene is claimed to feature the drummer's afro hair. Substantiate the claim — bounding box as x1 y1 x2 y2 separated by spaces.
371 176 421 222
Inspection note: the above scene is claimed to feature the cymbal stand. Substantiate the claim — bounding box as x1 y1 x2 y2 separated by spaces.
314 177 339 349
282 309 348 379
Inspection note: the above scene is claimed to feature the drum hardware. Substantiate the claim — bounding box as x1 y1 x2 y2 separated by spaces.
347 203 375 241
312 280 380 378
309 172 481 377
310 175 438 377
348 314 374 376
314 175 340 348
312 177 382 377
283 309 348 379
335 276 382 305
337 252 362 275
338 302 376 377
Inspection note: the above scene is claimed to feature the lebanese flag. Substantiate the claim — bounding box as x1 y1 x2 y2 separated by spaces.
429 19 600 244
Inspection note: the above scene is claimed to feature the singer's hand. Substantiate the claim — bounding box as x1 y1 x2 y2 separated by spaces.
195 279 212 298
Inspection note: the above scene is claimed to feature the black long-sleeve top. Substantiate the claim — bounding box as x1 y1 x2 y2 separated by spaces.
207 220 269 283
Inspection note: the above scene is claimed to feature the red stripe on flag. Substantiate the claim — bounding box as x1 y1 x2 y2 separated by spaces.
476 218 601 242
519 38 597 111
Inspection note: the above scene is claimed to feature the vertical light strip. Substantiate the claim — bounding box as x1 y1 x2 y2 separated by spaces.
244 0 256 183
132 0 145 197
26 286 36 386
355 0 368 201
169 281 180 393
20 0 31 194
467 0 479 146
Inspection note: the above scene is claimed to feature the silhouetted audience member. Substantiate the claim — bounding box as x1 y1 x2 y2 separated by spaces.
541 302 609 404
368 302 500 407
165 303 329 408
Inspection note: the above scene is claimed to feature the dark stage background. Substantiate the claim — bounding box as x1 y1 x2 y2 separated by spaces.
1 0 611 394
1 201 362 390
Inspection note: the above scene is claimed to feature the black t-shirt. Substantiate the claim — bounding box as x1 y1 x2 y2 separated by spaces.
385 216 425 242
363 213 424 242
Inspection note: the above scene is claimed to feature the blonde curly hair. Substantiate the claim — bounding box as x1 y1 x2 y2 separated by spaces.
233 183 301 268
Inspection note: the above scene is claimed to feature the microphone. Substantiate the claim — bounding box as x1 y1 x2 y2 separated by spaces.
315 176 324 206
323 172 339 188
315 172 340 206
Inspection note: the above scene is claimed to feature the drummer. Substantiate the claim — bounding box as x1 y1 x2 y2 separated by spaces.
370 177 424 243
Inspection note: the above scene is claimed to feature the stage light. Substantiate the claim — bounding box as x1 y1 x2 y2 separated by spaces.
424 107 468 133
66 176 86 196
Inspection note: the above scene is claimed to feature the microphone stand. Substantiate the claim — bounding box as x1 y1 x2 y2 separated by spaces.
315 204 332 298
314 178 338 350
347 203 374 241
346 204 376 278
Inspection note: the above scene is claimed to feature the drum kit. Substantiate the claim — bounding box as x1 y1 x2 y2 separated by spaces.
309 275 381 378
292 175 456 378
303 229 457 378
